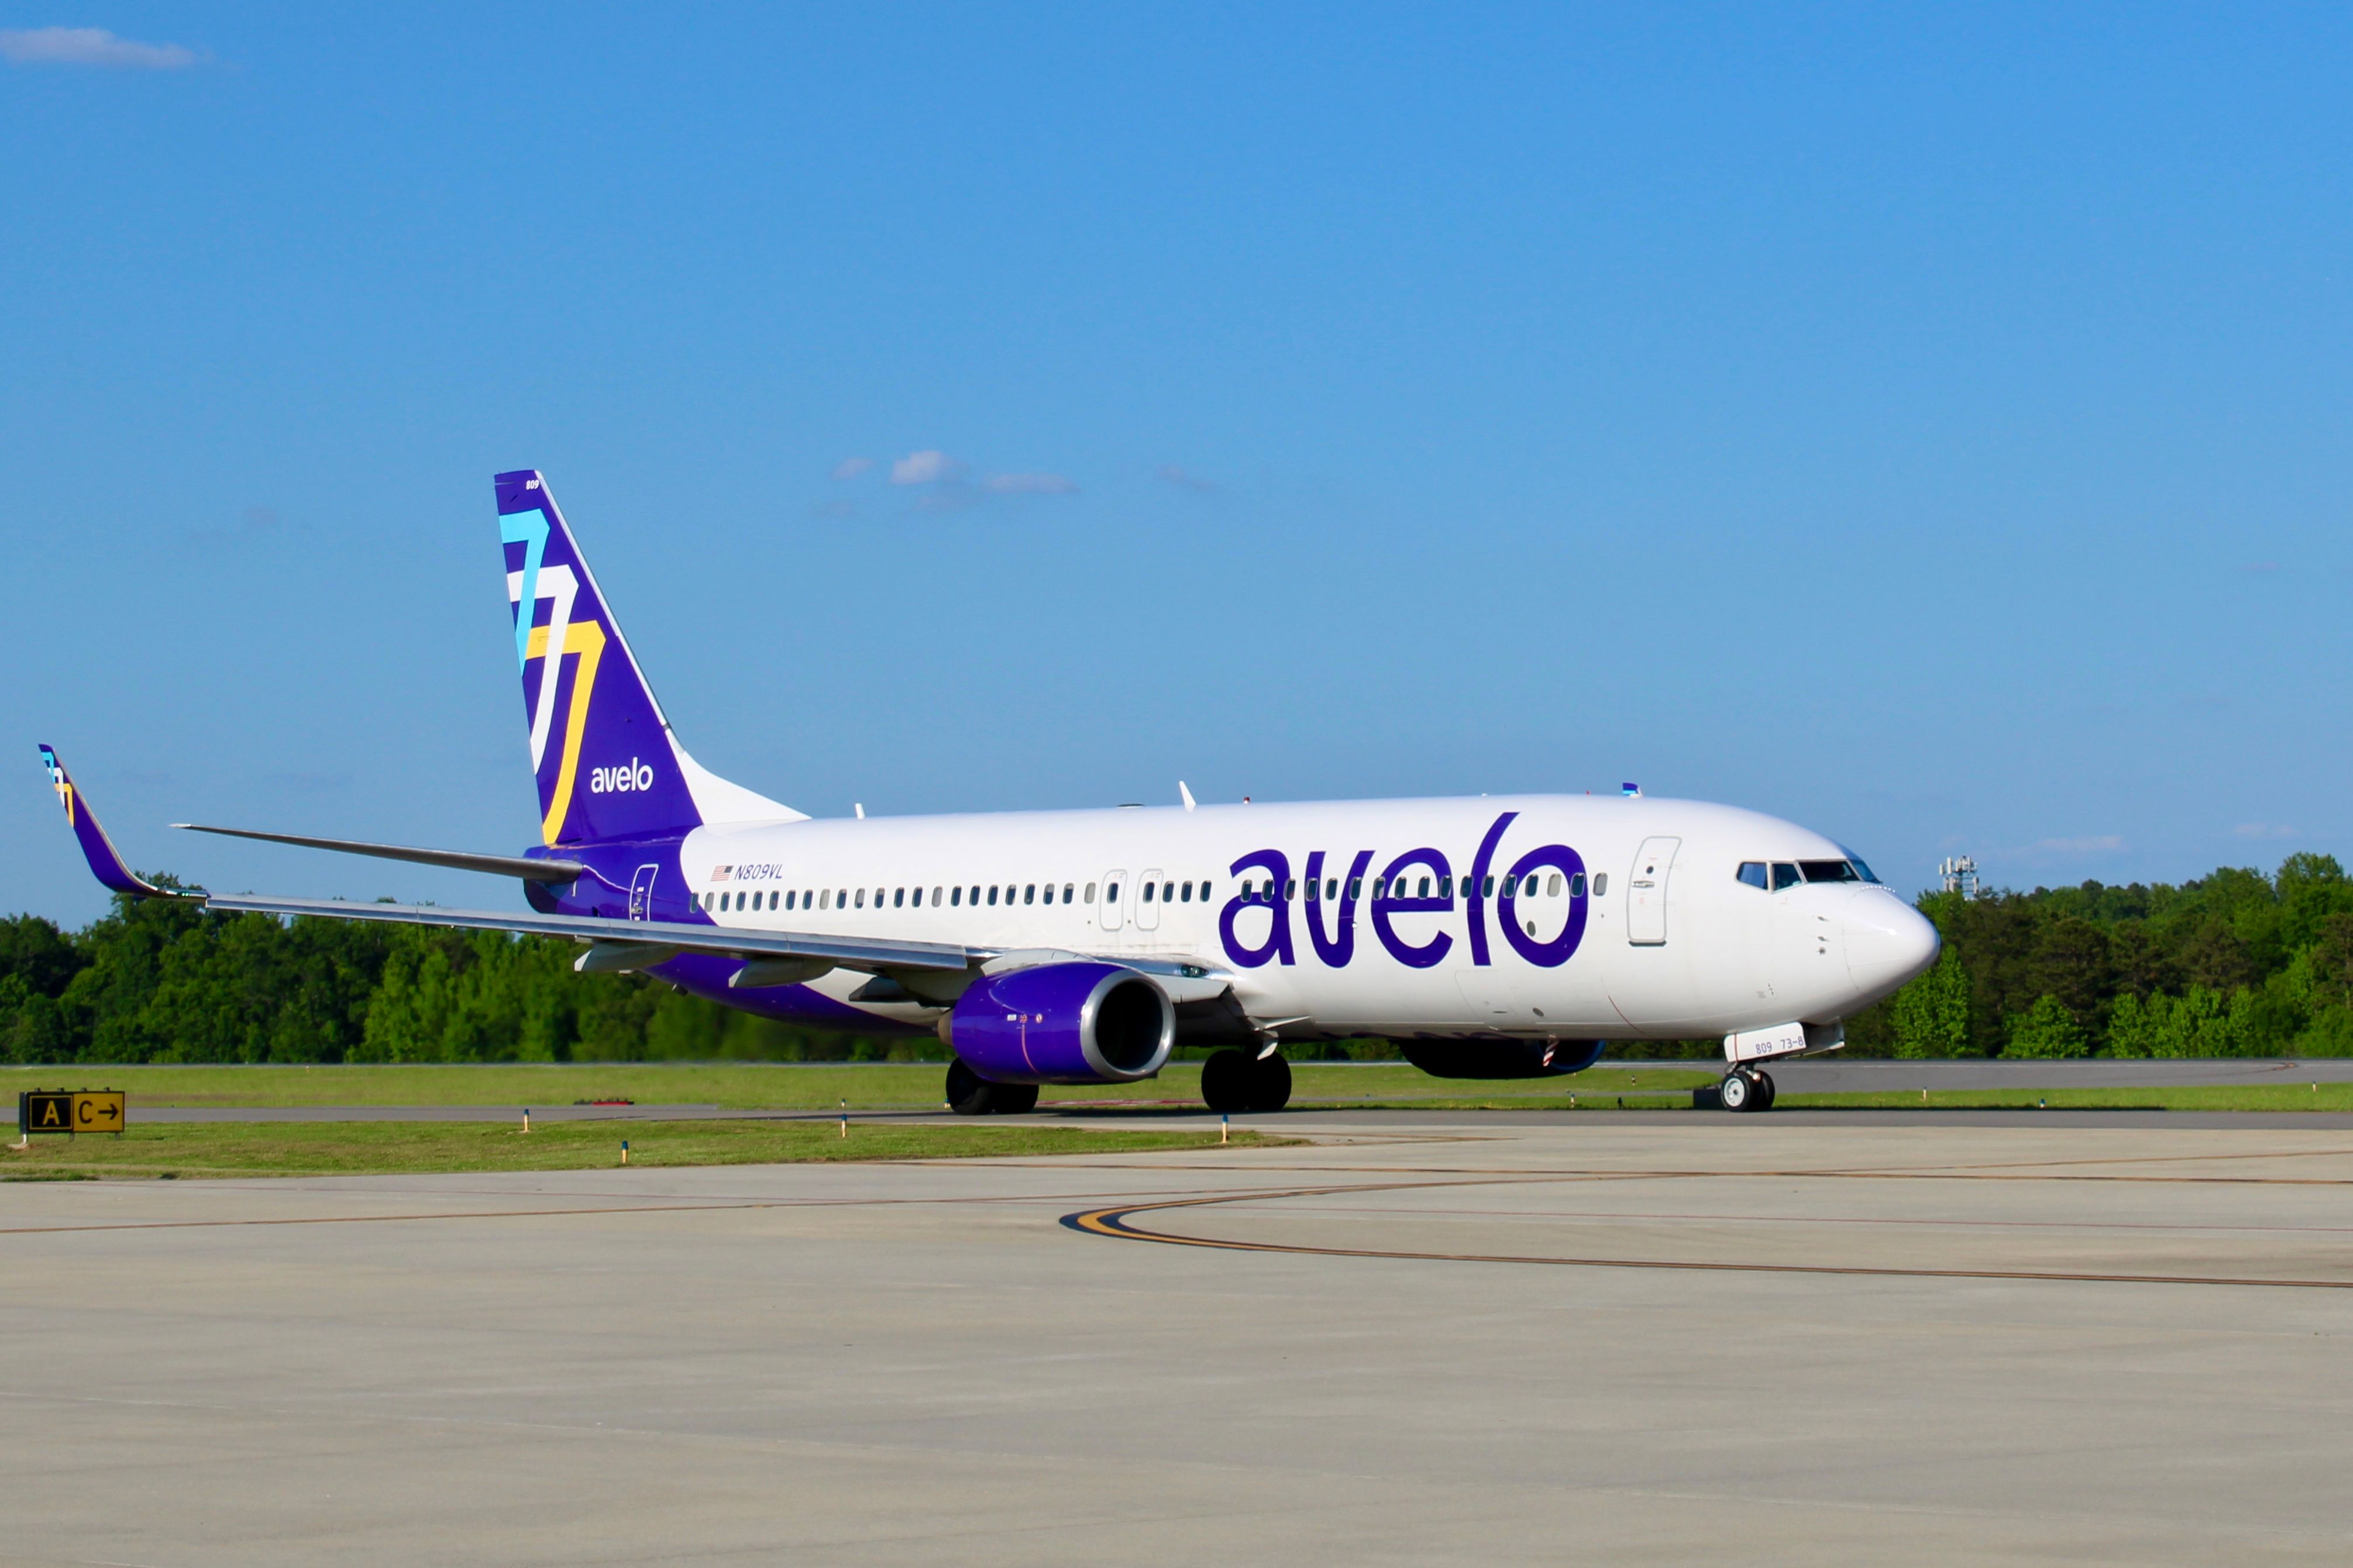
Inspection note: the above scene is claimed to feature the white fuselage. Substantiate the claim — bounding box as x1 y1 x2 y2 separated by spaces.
677 793 1939 1041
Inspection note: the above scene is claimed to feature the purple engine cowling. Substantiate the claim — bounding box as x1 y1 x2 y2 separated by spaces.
942 962 1175 1085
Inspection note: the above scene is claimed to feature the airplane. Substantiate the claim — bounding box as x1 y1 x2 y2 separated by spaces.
42 469 1940 1115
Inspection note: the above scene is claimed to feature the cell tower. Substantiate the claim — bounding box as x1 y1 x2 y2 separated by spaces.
1938 855 1979 899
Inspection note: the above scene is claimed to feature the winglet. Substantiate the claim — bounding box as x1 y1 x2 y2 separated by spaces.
38 745 198 900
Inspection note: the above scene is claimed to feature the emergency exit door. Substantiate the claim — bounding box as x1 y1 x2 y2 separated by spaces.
1626 837 1680 945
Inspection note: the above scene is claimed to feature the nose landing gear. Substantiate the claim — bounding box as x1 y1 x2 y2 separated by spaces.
1719 1067 1776 1113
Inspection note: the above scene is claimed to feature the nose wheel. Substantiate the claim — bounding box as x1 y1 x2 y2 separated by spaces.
1719 1067 1776 1113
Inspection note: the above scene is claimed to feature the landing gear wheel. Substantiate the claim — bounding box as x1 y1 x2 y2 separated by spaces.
946 1058 996 1115
1719 1069 1753 1113
1754 1070 1776 1111
991 1083 1040 1115
1201 1049 1253 1114
1247 1052 1292 1113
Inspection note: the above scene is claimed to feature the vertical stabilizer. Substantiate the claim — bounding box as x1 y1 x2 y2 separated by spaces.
496 470 803 845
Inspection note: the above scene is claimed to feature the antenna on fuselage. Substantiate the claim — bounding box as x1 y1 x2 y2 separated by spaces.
1178 781 1196 812
854 802 865 820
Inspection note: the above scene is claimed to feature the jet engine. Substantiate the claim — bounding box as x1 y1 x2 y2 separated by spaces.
1399 1039 1606 1078
940 962 1175 1084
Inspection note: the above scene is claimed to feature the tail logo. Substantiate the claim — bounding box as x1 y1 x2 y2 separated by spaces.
590 758 656 795
503 507 608 845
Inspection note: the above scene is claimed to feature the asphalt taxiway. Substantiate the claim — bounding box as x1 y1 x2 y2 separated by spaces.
5 1114 2352 1564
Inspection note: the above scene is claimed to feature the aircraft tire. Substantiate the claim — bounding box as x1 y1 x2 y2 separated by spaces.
1201 1049 1253 1114
1719 1069 1753 1113
1755 1071 1776 1111
992 1083 1040 1115
1248 1052 1292 1113
945 1058 997 1116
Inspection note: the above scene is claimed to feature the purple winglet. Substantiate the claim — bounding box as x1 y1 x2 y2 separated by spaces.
38 745 193 900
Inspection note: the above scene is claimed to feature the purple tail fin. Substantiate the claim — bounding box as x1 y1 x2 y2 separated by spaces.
496 471 800 846
39 745 195 900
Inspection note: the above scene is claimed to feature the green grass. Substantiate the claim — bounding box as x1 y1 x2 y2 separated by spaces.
0 1119 1283 1180
0 1062 1715 1111
1786 1083 2353 1113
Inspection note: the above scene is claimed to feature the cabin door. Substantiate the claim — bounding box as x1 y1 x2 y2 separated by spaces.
1133 868 1165 932
628 863 661 921
1626 837 1680 945
1098 870 1129 933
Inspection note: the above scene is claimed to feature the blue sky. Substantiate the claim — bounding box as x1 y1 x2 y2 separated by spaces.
4 4 2349 925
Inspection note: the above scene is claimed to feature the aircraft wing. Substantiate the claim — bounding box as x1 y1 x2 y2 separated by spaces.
201 893 971 973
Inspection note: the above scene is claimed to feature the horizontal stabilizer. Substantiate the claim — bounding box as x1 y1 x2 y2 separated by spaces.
38 745 198 901
199 892 972 974
173 823 585 884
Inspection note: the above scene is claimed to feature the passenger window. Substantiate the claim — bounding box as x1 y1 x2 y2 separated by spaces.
1084 883 1096 902
1482 875 1495 897
1107 882 1120 903
1417 877 1430 897
1301 878 1314 902
1141 882 1155 903
933 887 942 906
1198 880 1212 902
1347 877 1361 899
1738 861 1768 890
1570 872 1585 897
988 886 998 906
1064 883 1075 902
1163 881 1174 902
1771 863 1802 892
1438 876 1451 898
1278 878 1291 901
1025 884 1036 905
1546 874 1561 897
1591 874 1606 897
892 888 903 908
950 886 961 907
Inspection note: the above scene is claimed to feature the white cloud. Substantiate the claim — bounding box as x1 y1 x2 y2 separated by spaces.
890 449 964 485
2232 822 2299 839
2031 835 2125 854
1157 463 1216 493
830 457 873 481
0 27 196 68
982 472 1078 495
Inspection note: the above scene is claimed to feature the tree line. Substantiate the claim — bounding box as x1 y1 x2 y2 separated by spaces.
5 854 2352 1063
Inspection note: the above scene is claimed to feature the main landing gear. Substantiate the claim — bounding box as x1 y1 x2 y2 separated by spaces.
1201 1048 1292 1114
945 1058 1040 1116
1718 1066 1777 1113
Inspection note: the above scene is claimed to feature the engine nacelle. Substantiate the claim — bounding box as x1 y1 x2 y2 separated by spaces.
940 962 1175 1085
1399 1039 1606 1078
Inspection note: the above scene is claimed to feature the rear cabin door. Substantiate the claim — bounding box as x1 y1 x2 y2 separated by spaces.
1626 837 1681 945
1134 867 1165 932
628 863 661 921
1098 870 1129 933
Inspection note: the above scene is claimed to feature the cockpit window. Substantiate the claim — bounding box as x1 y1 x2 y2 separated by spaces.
1736 861 1768 890
1800 860 1862 884
1770 862 1804 891
1841 851 1881 883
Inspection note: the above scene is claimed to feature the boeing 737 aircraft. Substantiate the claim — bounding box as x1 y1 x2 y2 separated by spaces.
44 470 1939 1114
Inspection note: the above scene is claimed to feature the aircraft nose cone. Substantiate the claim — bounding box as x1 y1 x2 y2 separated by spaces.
1844 889 1940 1005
